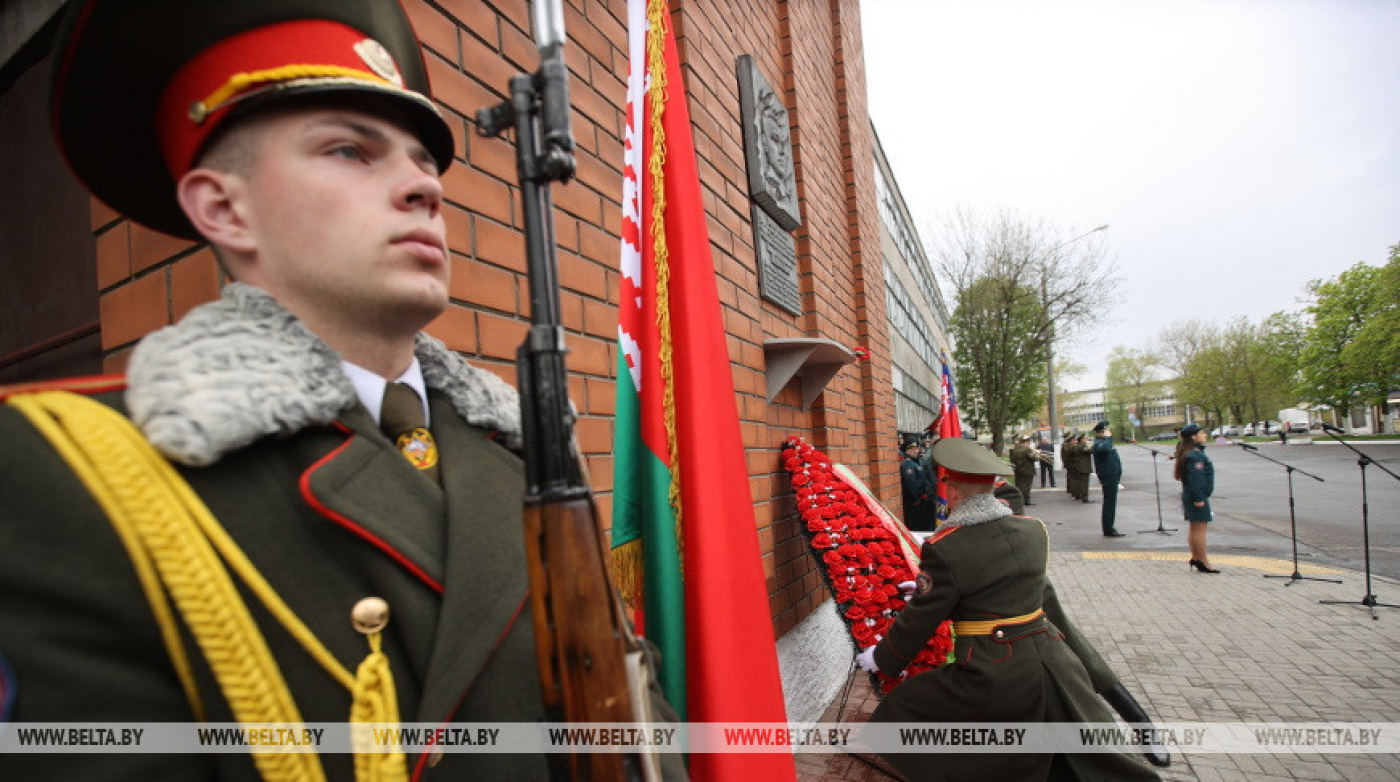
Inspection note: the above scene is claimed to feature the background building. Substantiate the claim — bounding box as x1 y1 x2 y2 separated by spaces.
1060 385 1185 437
874 127 955 436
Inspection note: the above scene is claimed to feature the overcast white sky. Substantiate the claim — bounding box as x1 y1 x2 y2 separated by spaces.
860 0 1400 390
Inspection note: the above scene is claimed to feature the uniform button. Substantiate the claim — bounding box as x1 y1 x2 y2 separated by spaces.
428 749 445 767
994 629 1004 639
351 597 390 634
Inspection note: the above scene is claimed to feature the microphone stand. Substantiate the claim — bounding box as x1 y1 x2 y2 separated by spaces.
1129 443 1176 534
1314 426 1400 620
1232 443 1340 587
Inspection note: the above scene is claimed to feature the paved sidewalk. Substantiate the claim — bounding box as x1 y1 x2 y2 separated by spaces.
799 479 1400 781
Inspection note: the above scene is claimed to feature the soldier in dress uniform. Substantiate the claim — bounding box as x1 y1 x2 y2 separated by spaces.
1092 421 1125 536
856 437 1166 780
900 433 938 531
1008 434 1038 507
1067 432 1096 503
1175 423 1220 573
0 2 680 779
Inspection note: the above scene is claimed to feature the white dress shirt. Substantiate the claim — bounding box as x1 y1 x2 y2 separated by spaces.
341 358 431 426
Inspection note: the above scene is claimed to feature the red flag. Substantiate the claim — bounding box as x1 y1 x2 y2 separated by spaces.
615 2 795 779
935 358 963 521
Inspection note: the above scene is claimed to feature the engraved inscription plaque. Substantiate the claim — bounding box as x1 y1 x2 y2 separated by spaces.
737 55 801 231
753 206 801 315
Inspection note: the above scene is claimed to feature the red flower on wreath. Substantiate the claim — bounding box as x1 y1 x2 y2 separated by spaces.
780 436 955 696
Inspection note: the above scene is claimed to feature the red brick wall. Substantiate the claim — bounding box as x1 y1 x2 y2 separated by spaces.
81 0 898 641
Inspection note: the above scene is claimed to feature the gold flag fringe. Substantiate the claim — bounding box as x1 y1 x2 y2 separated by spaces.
647 0 684 573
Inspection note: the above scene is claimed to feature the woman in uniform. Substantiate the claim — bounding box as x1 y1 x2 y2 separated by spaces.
1174 423 1218 572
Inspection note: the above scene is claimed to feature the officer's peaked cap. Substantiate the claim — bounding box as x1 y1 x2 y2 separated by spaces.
931 438 1013 484
51 0 455 240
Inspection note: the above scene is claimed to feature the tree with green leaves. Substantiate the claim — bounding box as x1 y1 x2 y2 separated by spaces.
1179 340 1233 429
1162 314 1300 431
951 275 1047 454
931 207 1118 453
1156 319 1218 427
1221 315 1301 426
1105 347 1166 440
1297 248 1400 428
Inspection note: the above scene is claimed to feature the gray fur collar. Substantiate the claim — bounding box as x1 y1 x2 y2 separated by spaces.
127 283 521 466
940 492 1012 530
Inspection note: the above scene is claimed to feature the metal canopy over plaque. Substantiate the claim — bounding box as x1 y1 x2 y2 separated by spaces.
737 54 802 315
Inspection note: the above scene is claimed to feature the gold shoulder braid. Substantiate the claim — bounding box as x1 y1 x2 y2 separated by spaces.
11 390 406 782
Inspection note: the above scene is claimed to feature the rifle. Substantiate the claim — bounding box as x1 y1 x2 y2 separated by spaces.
477 2 653 778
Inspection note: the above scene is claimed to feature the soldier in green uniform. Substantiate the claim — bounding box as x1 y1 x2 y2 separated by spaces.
0 2 679 779
1092 421 1125 536
856 438 1167 780
1066 433 1095 503
1008 434 1038 507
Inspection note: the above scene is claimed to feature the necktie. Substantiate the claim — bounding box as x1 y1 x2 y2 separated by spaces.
380 382 440 484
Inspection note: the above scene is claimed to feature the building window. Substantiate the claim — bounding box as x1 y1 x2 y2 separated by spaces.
884 265 940 369
875 165 950 336
893 366 939 432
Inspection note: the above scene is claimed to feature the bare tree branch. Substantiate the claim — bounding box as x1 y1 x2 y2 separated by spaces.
927 205 1119 450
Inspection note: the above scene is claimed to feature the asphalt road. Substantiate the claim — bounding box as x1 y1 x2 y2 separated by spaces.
1035 438 1400 584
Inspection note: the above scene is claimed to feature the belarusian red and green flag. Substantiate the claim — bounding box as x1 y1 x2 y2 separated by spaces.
612 1 794 779
933 356 964 521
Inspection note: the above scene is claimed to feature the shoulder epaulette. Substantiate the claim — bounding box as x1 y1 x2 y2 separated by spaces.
0 374 127 403
927 525 961 546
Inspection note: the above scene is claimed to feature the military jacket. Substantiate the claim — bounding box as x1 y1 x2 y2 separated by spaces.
1181 445 1214 522
1092 437 1122 482
1065 440 1093 475
1008 444 1037 479
900 455 937 531
0 285 680 780
1181 446 1214 504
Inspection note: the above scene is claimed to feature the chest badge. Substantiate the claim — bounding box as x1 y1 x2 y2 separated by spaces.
395 427 439 470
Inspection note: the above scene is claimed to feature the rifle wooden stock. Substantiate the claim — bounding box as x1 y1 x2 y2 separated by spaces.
523 496 642 780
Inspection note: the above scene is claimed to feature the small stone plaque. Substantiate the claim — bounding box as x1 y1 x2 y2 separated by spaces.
737 55 801 231
754 206 801 315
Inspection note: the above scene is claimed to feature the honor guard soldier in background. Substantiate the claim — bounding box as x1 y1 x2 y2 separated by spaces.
0 2 680 779
856 437 1167 780
899 433 938 531
1066 432 1096 503
1009 434 1038 507
1092 421 1125 536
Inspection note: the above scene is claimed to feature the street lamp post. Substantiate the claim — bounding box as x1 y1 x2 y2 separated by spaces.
1043 224 1108 444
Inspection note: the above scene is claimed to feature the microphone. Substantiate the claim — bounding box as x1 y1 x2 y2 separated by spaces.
1320 422 1344 434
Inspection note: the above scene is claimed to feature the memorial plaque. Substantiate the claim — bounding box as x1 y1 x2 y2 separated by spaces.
754 206 802 315
737 55 801 231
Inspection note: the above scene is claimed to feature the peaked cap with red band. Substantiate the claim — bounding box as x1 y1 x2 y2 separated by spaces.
51 0 454 240
931 437 1014 485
